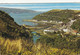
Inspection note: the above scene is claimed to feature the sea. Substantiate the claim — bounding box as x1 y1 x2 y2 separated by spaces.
0 3 80 26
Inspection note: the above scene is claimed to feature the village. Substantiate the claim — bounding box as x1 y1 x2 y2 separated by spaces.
23 13 80 36
23 20 79 36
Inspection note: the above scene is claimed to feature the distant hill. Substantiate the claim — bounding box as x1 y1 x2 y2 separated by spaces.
0 10 30 39
33 9 79 23
0 7 37 14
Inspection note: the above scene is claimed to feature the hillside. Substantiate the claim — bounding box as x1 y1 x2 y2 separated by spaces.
33 9 77 23
0 10 30 39
0 7 37 14
71 19 80 33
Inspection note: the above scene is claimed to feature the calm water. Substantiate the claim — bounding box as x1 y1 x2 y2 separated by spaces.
9 12 40 26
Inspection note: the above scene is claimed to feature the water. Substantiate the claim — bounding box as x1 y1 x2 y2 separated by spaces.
9 12 41 26
32 32 40 43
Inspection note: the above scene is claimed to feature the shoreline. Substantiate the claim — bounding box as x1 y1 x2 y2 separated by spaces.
23 19 58 24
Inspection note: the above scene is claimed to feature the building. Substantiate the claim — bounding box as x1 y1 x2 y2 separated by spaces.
71 30 78 35
41 20 48 22
50 20 52 23
58 21 63 24
63 29 70 32
43 28 59 34
77 14 80 16
71 20 76 23
62 28 71 34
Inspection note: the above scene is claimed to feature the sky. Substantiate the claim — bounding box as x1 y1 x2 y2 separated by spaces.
0 0 80 3
0 0 80 12
0 3 80 11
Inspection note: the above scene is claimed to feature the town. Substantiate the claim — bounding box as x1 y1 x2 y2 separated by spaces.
23 13 80 36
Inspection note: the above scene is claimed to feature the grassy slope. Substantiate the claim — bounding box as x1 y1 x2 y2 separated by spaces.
0 10 33 55
33 9 80 23
0 10 30 39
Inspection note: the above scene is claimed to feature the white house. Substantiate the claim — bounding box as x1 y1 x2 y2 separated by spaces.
43 30 54 34
43 28 59 34
50 20 52 23
33 20 37 22
58 21 63 24
71 20 76 23
41 20 48 22
77 14 80 16
63 29 70 32
44 30 54 32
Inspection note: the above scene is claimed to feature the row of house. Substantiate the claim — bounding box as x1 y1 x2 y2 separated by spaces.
43 28 79 35
43 28 59 34
33 19 63 24
43 25 80 36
